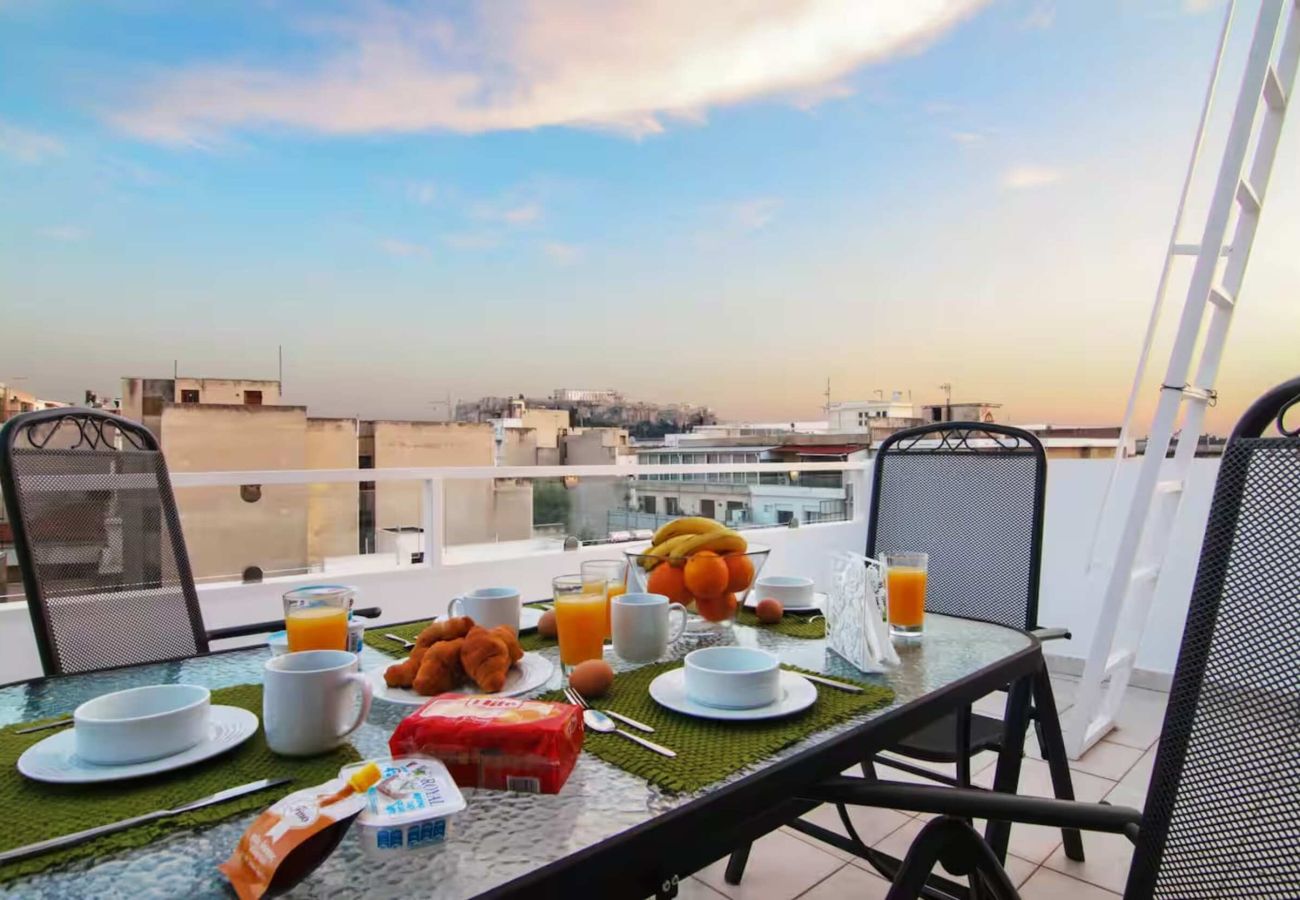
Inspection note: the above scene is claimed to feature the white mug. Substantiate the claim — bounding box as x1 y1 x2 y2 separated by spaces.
264 650 372 757
611 592 687 663
448 587 521 633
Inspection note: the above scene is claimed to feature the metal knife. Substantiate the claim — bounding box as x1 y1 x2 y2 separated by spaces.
14 717 73 735
786 670 865 693
0 777 292 864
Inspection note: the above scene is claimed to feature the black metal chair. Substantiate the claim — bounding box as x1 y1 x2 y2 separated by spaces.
726 423 1082 884
0 408 378 677
802 376 1300 898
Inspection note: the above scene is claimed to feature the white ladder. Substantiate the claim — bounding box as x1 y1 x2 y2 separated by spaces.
1067 0 1300 760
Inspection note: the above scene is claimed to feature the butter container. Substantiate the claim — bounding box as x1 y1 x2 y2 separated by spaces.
339 755 466 860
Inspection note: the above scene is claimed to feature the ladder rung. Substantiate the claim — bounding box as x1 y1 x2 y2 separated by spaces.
1162 384 1216 403
1171 243 1232 257
1155 479 1184 494
1105 649 1137 676
1131 564 1161 585
1263 65 1288 111
1208 285 1235 310
1236 178 1262 213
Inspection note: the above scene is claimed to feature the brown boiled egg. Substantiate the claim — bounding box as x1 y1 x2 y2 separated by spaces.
568 659 614 698
537 609 558 638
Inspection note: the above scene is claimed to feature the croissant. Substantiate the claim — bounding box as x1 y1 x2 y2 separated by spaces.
459 626 511 693
415 615 475 648
490 625 524 664
384 644 428 689
413 638 465 696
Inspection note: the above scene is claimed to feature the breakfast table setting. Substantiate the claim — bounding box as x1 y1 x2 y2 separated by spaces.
0 520 1054 899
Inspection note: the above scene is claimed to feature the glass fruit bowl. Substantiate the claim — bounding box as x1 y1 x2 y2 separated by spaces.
624 543 770 640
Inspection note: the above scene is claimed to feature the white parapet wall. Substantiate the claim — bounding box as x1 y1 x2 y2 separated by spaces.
0 458 1218 686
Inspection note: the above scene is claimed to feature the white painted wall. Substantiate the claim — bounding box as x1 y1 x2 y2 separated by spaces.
0 459 1219 686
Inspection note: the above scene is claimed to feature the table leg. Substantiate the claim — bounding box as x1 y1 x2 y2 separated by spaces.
1031 667 1086 862
983 675 1032 862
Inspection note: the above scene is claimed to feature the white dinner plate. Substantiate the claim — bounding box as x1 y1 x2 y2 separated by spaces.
17 705 259 785
743 591 826 613
648 669 818 721
368 651 554 706
432 606 545 633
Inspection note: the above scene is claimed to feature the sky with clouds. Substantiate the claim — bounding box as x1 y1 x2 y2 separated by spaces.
1 0 1296 433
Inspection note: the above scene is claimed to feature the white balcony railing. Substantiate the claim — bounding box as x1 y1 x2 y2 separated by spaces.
0 458 1220 687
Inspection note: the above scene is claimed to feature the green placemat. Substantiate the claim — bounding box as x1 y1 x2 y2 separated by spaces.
543 662 892 793
735 608 826 639
364 604 558 657
0 683 360 885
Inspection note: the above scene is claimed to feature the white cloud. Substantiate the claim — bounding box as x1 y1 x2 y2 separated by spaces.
541 241 583 265
108 0 990 143
378 237 428 257
1018 3 1054 31
442 232 499 251
949 130 985 145
1001 164 1063 190
36 225 86 241
406 181 437 205
730 197 781 232
0 120 66 164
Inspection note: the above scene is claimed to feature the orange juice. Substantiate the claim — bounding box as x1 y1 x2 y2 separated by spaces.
605 583 627 637
555 593 607 667
886 567 927 631
286 606 349 652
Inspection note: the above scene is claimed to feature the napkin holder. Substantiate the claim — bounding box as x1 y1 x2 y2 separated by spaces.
827 551 899 673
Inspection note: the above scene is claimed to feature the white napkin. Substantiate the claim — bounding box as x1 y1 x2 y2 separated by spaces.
826 551 899 673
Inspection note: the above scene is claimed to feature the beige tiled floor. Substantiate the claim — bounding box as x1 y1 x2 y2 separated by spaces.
672 676 1159 899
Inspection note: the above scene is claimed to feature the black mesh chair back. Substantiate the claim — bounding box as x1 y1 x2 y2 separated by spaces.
0 409 209 676
866 423 1046 631
1125 377 1300 899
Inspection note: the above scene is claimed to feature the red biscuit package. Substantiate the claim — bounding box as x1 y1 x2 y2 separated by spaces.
388 694 583 794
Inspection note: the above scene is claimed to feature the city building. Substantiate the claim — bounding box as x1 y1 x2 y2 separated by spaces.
0 383 71 422
622 438 869 531
121 376 282 435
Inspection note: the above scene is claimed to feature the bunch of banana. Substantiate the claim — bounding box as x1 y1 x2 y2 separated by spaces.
640 517 748 569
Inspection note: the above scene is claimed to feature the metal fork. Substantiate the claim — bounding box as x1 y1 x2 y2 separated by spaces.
563 687 656 733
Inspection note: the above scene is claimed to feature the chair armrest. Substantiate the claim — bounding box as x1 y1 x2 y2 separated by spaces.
1031 626 1071 641
800 778 1141 835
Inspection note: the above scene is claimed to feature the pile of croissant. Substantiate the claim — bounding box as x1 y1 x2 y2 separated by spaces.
383 616 524 695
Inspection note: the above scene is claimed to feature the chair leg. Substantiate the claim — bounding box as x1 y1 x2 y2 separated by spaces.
885 817 1021 900
955 705 973 788
1029 668 1086 862
724 843 751 885
983 676 1032 862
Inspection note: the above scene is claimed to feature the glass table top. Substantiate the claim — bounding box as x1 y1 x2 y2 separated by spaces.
0 616 1032 899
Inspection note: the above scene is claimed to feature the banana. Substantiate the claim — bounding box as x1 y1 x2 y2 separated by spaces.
640 533 696 569
652 516 724 546
668 528 748 558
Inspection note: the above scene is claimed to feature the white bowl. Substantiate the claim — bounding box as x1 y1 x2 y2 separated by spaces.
753 575 815 608
74 684 211 766
684 647 780 710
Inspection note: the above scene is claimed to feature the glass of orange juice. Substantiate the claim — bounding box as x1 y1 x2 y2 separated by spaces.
283 585 353 652
553 575 606 672
581 559 627 639
882 553 927 637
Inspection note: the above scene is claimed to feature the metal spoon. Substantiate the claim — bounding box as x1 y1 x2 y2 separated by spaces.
582 709 676 758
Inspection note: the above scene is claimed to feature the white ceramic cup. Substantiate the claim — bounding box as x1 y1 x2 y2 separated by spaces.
611 592 687 663
753 575 816 608
263 650 372 757
448 587 521 633
74 684 211 765
684 646 781 710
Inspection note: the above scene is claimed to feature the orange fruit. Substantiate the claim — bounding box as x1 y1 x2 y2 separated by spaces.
723 553 755 593
695 591 738 622
647 562 692 605
684 550 729 600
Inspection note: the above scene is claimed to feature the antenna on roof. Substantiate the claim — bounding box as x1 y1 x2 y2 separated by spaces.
278 345 283 391
823 377 831 417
